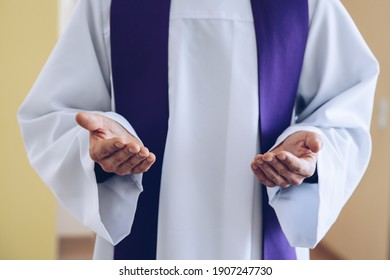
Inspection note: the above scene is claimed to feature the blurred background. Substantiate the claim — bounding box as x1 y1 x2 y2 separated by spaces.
0 0 389 260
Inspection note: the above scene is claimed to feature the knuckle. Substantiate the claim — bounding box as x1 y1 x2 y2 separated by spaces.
278 168 288 176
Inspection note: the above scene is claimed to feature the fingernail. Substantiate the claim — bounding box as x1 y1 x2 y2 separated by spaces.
139 152 147 157
252 164 258 170
115 143 124 148
256 160 263 165
264 157 273 162
129 147 138 153
277 154 286 160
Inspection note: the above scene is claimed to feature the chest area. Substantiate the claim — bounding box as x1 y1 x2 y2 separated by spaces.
170 0 254 21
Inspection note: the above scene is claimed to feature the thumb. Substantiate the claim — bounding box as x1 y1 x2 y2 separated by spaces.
305 132 323 153
75 112 104 132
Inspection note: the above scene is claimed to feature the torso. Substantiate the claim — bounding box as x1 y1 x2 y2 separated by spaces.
157 0 261 259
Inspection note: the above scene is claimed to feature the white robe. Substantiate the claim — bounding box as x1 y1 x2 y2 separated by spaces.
17 0 379 260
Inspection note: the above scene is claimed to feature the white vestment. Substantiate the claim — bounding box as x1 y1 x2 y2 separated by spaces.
18 0 379 260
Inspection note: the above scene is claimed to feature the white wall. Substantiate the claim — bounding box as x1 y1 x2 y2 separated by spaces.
58 0 78 34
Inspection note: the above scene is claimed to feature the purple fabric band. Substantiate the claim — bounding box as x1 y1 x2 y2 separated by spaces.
110 0 308 260
111 0 171 260
251 0 309 260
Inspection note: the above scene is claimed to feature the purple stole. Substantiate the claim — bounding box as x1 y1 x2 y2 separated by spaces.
110 0 308 260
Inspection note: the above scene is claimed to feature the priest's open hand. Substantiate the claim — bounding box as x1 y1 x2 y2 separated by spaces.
76 112 156 175
251 131 322 188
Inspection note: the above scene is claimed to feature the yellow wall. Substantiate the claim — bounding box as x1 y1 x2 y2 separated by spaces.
0 0 388 260
0 1 57 259
321 0 390 259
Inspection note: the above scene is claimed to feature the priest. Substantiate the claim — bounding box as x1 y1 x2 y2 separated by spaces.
18 0 379 260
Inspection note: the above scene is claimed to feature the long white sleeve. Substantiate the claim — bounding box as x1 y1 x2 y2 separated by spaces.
268 0 379 248
17 0 141 246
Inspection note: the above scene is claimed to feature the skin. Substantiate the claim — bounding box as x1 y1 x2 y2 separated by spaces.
76 112 156 176
251 131 322 188
76 112 322 187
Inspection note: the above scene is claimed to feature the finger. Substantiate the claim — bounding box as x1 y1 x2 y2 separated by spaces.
305 132 323 153
258 157 290 188
99 145 141 172
76 112 104 132
116 147 150 174
251 162 277 187
253 154 263 162
90 137 126 162
276 152 313 177
137 146 150 159
132 153 156 174
266 156 294 179
126 141 141 154
267 158 306 186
